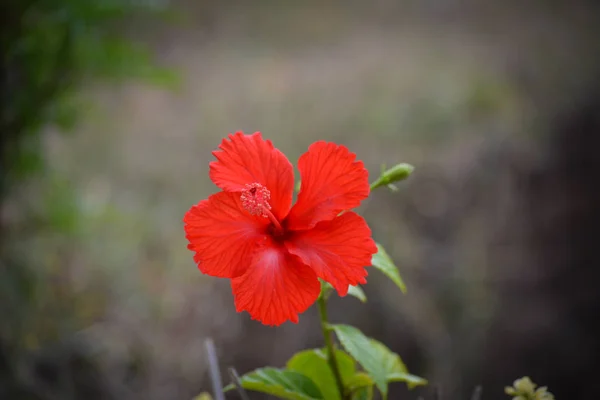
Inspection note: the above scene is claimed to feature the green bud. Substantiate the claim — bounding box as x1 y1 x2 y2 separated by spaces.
370 163 414 191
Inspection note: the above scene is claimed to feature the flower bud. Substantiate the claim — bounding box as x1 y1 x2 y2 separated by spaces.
370 163 414 190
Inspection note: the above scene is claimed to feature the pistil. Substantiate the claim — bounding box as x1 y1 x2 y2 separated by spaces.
241 182 284 235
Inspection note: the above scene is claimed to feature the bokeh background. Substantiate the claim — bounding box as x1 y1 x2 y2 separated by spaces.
2 0 600 399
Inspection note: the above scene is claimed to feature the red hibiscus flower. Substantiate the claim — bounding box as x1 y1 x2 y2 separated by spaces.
183 132 377 326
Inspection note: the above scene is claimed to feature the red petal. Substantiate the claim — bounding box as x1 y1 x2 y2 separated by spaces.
231 241 320 326
184 191 269 278
285 211 377 296
209 132 295 221
286 141 370 230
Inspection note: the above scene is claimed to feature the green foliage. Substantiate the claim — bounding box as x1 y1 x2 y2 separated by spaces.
346 373 375 400
39 173 81 234
371 242 407 294
345 372 375 393
347 285 367 303
350 385 373 400
224 367 323 400
0 3 179 398
223 349 359 400
1 0 177 192
225 330 426 400
287 349 356 400
329 324 426 398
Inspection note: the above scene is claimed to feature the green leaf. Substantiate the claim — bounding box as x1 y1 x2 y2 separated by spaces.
346 372 375 392
319 280 367 303
346 374 375 400
223 367 323 400
287 349 356 400
347 285 367 303
370 339 408 375
371 243 407 294
329 325 388 397
388 372 428 389
330 324 427 398
351 385 373 400
369 340 427 389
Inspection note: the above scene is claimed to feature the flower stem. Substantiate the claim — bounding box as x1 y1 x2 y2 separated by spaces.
317 296 347 400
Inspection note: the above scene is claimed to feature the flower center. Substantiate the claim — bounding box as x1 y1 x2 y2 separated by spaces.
240 183 271 216
241 182 284 235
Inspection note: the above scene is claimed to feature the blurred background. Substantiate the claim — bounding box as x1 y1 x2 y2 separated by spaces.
2 0 600 399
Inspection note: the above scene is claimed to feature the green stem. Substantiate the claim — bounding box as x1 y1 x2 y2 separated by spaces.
317 296 347 400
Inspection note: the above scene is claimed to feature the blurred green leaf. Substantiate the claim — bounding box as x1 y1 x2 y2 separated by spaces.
369 339 427 389
329 324 388 397
350 385 373 400
50 94 80 132
346 372 375 400
12 137 45 179
345 372 375 392
42 175 80 234
223 367 323 400
347 285 367 302
330 324 427 399
387 371 428 389
74 35 179 87
287 349 356 400
2 0 179 188
371 243 407 294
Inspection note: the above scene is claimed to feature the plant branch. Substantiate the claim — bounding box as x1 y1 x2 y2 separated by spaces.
317 296 347 400
228 367 250 400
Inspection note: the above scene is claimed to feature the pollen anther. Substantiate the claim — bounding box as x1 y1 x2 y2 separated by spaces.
241 183 272 217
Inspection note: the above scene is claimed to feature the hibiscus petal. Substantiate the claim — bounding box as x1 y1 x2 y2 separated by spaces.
231 242 320 326
285 211 377 296
184 191 269 278
209 131 295 220
286 141 370 230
